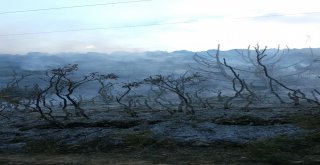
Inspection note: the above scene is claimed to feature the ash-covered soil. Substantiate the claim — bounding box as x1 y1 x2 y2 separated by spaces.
0 105 319 164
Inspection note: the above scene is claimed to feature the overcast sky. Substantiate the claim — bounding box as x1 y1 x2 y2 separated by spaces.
0 0 319 54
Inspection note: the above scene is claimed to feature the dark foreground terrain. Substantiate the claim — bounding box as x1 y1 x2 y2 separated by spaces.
0 147 268 165
1 104 320 164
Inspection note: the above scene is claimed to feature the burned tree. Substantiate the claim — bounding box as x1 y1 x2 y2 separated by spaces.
222 58 258 109
234 45 315 91
96 73 118 104
194 44 233 81
32 64 114 123
194 43 319 107
33 76 60 125
0 71 33 110
254 45 320 105
116 81 142 117
144 72 202 115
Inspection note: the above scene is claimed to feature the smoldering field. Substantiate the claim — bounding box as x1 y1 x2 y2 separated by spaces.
1 46 320 164
1 46 319 110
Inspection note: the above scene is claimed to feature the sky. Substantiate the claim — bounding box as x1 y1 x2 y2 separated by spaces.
0 0 319 54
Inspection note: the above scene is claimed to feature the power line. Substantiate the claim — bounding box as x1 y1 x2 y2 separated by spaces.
0 0 152 15
0 21 193 37
235 11 320 19
1 11 319 37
